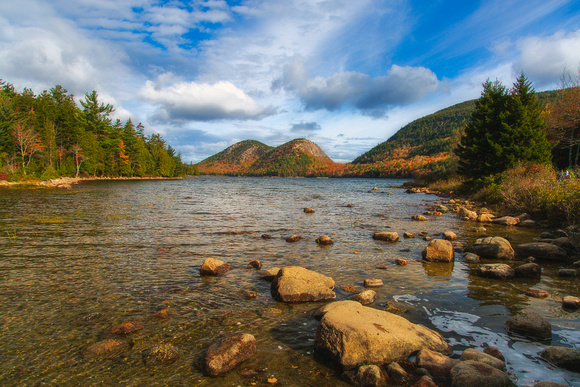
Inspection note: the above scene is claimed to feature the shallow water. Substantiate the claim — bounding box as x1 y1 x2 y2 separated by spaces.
0 177 578 386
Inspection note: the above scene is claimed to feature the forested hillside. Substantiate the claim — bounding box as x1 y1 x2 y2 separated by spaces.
0 80 190 180
196 140 273 175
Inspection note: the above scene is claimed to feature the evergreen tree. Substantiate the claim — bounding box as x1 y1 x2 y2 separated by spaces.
455 75 551 180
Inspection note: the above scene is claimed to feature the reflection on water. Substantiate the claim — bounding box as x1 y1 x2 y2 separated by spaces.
0 177 578 386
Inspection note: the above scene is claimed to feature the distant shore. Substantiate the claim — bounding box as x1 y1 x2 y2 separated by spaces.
0 176 184 189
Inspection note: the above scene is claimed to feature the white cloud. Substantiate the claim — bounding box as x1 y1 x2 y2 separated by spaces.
515 29 580 86
140 78 277 122
273 56 440 116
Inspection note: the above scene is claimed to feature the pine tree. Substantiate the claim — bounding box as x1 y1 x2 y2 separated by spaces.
455 75 551 180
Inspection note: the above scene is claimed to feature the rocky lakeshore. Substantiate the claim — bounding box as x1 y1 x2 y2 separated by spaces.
1 177 578 386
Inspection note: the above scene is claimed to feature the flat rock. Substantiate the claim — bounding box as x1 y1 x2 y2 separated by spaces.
204 333 257 376
540 346 580 372
463 252 480 263
513 243 568 261
271 266 335 302
558 269 577 277
525 288 549 298
467 237 514 259
476 264 515 280
491 216 520 226
373 232 399 242
460 348 505 370
450 361 511 387
200 258 230 276
364 279 383 288
504 310 551 340
422 239 454 262
314 301 450 370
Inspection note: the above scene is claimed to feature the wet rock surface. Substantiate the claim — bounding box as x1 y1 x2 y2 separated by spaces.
200 258 231 276
504 310 552 340
314 301 450 370
204 333 257 376
270 266 335 302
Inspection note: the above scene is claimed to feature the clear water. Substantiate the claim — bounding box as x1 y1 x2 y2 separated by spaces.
0 177 578 386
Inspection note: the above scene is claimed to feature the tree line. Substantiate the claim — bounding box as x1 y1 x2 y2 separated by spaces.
0 80 193 180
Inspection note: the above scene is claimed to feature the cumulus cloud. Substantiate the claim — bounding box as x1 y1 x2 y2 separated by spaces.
140 78 277 122
514 29 580 85
290 121 321 132
273 56 440 117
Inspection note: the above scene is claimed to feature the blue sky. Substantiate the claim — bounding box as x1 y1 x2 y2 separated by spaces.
1 0 579 162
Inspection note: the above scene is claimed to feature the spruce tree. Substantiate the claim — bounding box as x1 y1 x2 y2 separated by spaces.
455 75 551 180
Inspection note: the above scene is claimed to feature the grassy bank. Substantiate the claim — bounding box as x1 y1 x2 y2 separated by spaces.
422 164 580 228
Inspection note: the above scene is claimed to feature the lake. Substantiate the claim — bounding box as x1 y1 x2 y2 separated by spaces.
0 177 578 386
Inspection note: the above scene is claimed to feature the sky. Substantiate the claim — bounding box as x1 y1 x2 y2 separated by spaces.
1 0 579 163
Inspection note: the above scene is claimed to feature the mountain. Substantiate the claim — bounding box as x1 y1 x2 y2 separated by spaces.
247 138 337 177
196 140 273 175
353 89 560 165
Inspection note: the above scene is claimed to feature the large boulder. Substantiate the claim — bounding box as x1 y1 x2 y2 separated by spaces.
514 243 568 261
314 301 450 370
476 264 515 280
422 239 454 262
540 346 580 372
200 258 231 276
504 310 551 340
467 237 514 260
450 361 511 387
271 266 335 302
204 333 257 376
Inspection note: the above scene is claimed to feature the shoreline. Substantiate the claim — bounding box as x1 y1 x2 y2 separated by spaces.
0 176 184 189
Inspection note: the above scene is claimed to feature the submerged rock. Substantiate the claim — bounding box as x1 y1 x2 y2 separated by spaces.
271 266 335 302
476 264 515 280
200 258 231 276
467 237 514 260
107 321 143 336
143 343 179 365
514 262 542 278
525 288 549 298
422 239 454 262
514 243 568 261
504 310 551 340
84 339 129 360
314 301 450 370
204 333 257 376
